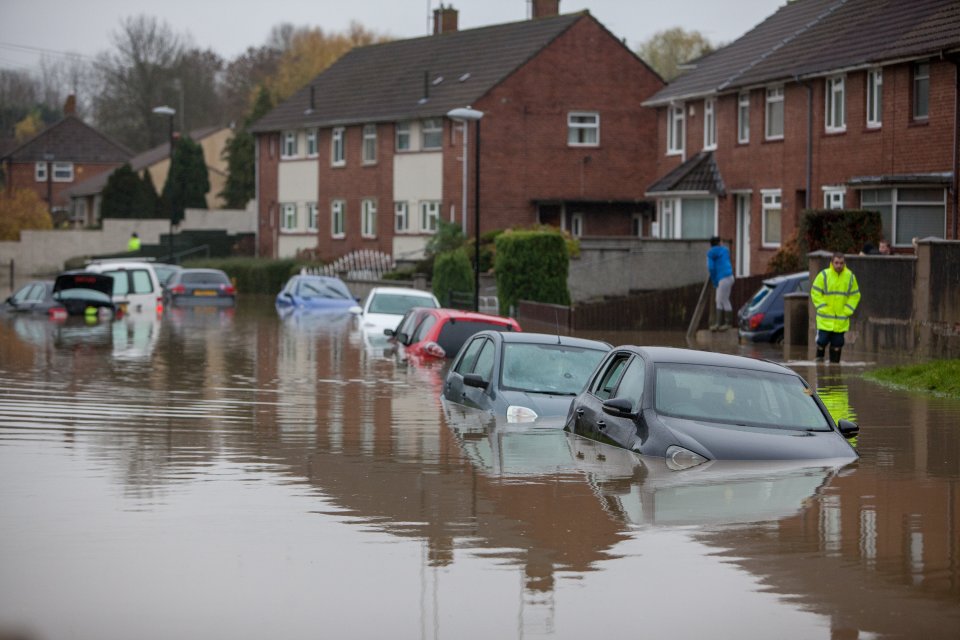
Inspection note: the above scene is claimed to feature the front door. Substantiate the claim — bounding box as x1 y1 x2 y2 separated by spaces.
735 194 751 277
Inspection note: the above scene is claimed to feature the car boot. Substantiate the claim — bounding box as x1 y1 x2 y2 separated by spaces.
815 346 825 362
829 347 842 364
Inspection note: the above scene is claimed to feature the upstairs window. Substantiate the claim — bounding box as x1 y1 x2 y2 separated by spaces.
765 86 784 140
866 68 882 128
703 98 716 150
667 104 685 155
282 131 298 158
331 199 345 238
825 75 846 132
913 62 929 120
421 119 442 150
567 112 599 146
281 203 297 232
394 201 409 232
34 162 47 182
396 121 411 151
362 124 377 164
737 92 750 144
306 129 318 157
331 127 345 166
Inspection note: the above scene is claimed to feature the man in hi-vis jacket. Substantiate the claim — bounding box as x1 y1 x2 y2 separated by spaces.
810 252 860 363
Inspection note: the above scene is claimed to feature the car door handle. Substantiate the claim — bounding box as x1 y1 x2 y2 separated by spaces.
597 420 606 430
576 408 585 416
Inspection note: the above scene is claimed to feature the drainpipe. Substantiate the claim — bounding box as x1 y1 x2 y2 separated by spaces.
797 76 813 210
952 55 959 239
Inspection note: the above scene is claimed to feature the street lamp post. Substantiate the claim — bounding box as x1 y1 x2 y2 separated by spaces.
446 107 484 311
152 105 176 262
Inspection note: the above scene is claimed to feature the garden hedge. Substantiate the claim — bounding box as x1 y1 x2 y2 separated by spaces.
494 229 570 315
432 248 474 307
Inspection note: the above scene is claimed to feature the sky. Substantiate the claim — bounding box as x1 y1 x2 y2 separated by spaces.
0 0 787 73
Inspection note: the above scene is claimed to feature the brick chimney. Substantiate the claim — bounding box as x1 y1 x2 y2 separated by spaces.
63 94 77 116
433 4 459 34
531 0 560 18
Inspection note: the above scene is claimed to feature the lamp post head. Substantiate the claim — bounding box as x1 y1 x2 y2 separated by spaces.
446 107 484 122
152 105 176 117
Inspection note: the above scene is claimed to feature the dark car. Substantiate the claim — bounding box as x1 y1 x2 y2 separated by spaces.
51 271 116 318
2 280 55 315
164 268 236 306
738 271 809 343
153 263 183 289
565 346 859 467
275 274 356 312
444 331 611 423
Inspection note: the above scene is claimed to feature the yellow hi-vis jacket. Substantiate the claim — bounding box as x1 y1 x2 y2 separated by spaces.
811 266 860 332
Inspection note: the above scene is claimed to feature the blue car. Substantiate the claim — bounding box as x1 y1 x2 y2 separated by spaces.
737 271 809 343
276 274 356 311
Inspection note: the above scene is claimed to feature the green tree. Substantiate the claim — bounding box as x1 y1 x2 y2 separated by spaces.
220 87 273 208
494 229 570 315
636 28 715 81
140 168 162 217
162 135 210 224
101 163 150 218
432 248 474 308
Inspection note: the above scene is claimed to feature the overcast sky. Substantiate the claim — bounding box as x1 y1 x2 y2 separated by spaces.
0 0 786 72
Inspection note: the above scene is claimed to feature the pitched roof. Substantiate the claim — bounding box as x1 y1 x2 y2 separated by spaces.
645 151 725 196
645 0 960 106
251 13 584 133
1 115 132 163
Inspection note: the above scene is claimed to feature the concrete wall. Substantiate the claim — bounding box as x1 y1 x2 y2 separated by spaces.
568 237 710 302
0 206 256 278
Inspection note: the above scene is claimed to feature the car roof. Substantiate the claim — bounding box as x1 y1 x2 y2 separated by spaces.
763 271 809 286
427 308 518 324
85 261 158 272
369 287 436 297
616 346 796 375
473 330 610 349
176 268 227 275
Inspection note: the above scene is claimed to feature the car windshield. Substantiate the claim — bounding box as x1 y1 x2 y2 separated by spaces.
746 284 775 310
654 363 831 431
297 279 351 300
502 343 607 395
369 293 436 315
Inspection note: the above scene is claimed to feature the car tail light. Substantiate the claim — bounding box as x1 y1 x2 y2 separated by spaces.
749 312 765 330
220 284 236 295
48 307 67 321
422 341 446 358
170 284 186 294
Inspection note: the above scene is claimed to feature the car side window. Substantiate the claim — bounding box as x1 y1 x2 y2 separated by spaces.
413 315 436 342
612 357 646 412
131 270 154 294
11 284 34 303
27 284 47 302
106 271 129 295
455 337 486 374
473 339 496 381
593 354 631 400
796 278 810 293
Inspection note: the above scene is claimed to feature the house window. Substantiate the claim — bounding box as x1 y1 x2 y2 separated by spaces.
761 190 782 247
394 201 409 232
396 121 411 151
331 127 345 166
861 188 945 246
361 199 377 238
50 162 74 182
658 199 675 238
765 86 784 140
631 213 643 237
420 201 440 233
703 99 716 150
866 68 882 128
825 75 846 132
738 92 750 144
570 212 584 237
306 202 318 232
362 124 377 164
306 129 318 157
282 131 298 158
913 62 929 120
667 104 685 155
331 200 345 238
823 188 845 209
281 203 298 232
567 112 599 146
34 162 47 181
680 198 715 238
421 119 442 150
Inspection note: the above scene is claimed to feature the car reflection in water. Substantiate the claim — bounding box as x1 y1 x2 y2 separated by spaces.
8 312 160 360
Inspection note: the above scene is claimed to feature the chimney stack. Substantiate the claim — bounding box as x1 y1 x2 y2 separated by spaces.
63 95 77 116
433 4 459 34
531 0 560 19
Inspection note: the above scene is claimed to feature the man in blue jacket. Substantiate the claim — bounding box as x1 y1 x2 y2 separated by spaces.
707 236 735 331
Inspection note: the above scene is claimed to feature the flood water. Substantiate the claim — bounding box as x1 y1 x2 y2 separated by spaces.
1 298 958 640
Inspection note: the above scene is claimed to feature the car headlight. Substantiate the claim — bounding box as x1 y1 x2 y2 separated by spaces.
665 445 708 471
506 405 538 423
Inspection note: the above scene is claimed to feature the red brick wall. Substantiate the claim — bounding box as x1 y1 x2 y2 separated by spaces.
257 133 280 257
5 161 121 211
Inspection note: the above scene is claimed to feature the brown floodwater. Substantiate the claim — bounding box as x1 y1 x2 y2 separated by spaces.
1 297 958 640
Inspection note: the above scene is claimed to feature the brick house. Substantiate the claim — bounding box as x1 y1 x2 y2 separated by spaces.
250 0 664 261
643 0 959 276
1 102 131 226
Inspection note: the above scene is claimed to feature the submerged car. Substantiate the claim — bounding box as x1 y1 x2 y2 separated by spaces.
51 271 117 318
164 268 236 306
276 274 356 311
392 308 521 360
565 346 859 466
444 331 611 423
738 271 809 343
2 280 56 315
84 260 163 315
353 286 440 334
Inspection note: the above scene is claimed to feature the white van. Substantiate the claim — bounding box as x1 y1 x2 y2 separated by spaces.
85 260 163 315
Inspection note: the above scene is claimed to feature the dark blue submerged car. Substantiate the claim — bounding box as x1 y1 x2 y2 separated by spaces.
276 274 356 311
566 346 859 468
737 271 809 343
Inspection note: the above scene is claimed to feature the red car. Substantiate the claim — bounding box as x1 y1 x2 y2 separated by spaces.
398 308 521 360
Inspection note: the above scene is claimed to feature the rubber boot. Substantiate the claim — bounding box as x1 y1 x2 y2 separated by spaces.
718 310 731 331
815 346 825 362
710 308 722 331
829 347 842 364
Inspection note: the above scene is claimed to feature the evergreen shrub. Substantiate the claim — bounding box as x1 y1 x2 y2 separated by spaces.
432 248 474 307
494 229 570 315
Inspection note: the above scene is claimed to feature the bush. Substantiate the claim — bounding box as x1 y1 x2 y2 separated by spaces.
494 229 570 314
799 209 882 254
432 249 474 307
184 257 303 294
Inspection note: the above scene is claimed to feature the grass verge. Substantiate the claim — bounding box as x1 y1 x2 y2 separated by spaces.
864 359 960 398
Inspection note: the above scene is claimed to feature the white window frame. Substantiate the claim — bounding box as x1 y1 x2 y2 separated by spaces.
866 68 882 129
825 75 846 133
420 201 440 233
761 190 782 248
34 162 47 182
52 162 73 182
765 86 784 140
396 121 411 151
737 92 750 144
567 112 599 147
362 124 377 164
421 119 442 150
570 212 584 237
331 127 345 166
394 201 409 233
657 199 675 239
281 203 298 232
361 199 377 238
861 187 946 247
331 199 345 239
823 187 846 210
703 98 717 150
667 104 685 155
913 62 929 121
306 129 318 157
306 202 318 232
282 130 298 158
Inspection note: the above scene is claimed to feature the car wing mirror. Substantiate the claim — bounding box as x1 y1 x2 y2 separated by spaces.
463 373 488 389
837 419 859 438
348 305 362 314
383 328 395 337
602 397 635 417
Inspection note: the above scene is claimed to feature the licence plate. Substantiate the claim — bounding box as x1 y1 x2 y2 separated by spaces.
194 290 217 296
